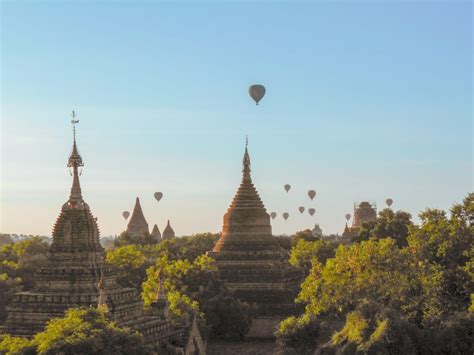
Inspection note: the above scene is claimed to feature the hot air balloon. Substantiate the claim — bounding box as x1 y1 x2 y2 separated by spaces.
345 213 351 221
308 208 315 216
386 198 393 208
284 184 291 193
270 212 277 220
249 84 266 105
298 206 305 214
154 192 163 202
308 190 316 200
283 212 289 220
122 211 130 220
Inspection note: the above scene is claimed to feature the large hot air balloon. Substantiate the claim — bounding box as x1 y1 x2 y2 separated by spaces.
122 211 130 220
345 213 351 221
308 208 315 216
308 190 316 200
249 84 266 105
298 206 305 214
283 212 289 220
270 212 277 220
284 184 291 193
154 192 163 202
386 198 393 208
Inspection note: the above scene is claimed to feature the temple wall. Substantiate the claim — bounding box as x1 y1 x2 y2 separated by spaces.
246 316 283 339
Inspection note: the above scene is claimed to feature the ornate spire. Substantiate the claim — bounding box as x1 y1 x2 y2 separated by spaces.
67 111 84 207
242 135 251 180
162 220 175 240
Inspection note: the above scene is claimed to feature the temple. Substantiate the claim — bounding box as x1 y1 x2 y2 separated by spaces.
151 224 162 241
3 115 205 353
341 201 377 242
162 220 175 240
208 140 301 338
126 197 150 238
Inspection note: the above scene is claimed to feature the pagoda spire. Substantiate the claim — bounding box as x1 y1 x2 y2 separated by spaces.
67 110 84 207
242 135 251 180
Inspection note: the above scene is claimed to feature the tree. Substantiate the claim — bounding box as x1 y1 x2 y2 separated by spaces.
354 209 412 247
106 245 147 288
33 307 148 355
289 238 336 272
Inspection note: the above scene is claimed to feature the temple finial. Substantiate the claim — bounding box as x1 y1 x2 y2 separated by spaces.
67 111 84 207
242 136 251 179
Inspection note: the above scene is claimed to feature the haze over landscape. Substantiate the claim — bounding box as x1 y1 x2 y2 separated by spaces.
1 1 472 237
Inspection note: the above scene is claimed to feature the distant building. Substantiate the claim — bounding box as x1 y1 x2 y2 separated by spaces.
208 141 301 338
3 118 204 353
311 224 323 238
342 201 377 243
126 197 149 238
150 224 161 241
162 220 175 240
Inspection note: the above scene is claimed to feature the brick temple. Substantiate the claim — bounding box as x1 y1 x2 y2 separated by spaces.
3 117 204 353
208 141 301 338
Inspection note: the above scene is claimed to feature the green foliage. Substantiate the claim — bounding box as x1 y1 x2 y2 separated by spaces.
142 254 252 340
0 334 35 355
354 208 412 247
113 231 156 247
289 238 336 272
33 307 147 355
298 238 418 318
276 315 320 353
106 245 147 288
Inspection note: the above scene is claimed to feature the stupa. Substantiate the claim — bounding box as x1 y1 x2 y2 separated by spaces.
126 197 149 238
208 140 301 338
162 220 175 240
151 224 162 241
3 114 205 353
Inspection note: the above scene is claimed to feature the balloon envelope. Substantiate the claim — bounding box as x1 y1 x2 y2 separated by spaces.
386 198 393 207
345 213 351 221
308 190 316 200
270 212 277 220
284 184 291 193
122 211 130 220
298 206 305 214
283 212 289 220
308 208 315 216
249 84 266 105
154 192 163 202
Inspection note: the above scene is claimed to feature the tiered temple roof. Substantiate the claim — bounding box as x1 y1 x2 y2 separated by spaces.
208 141 301 336
126 197 149 237
3 115 205 352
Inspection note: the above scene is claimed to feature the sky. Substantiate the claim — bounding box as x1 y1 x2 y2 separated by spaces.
1 0 472 237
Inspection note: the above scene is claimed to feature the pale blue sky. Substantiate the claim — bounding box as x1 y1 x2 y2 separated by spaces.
1 0 472 237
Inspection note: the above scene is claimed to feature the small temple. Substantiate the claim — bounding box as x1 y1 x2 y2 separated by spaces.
341 201 377 242
151 224 162 241
3 115 205 353
126 197 150 238
208 140 301 338
162 220 175 240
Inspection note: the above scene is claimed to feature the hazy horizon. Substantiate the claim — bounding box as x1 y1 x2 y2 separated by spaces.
1 1 472 237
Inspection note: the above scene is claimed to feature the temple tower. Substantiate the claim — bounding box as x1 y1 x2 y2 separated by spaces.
162 220 175 240
151 224 162 241
208 140 301 338
126 197 149 238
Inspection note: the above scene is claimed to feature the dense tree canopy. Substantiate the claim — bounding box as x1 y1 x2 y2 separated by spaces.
277 194 474 354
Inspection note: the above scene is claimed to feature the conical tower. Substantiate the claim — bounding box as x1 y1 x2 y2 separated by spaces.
151 224 162 241
162 220 175 240
213 140 274 252
126 197 149 238
208 139 301 338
